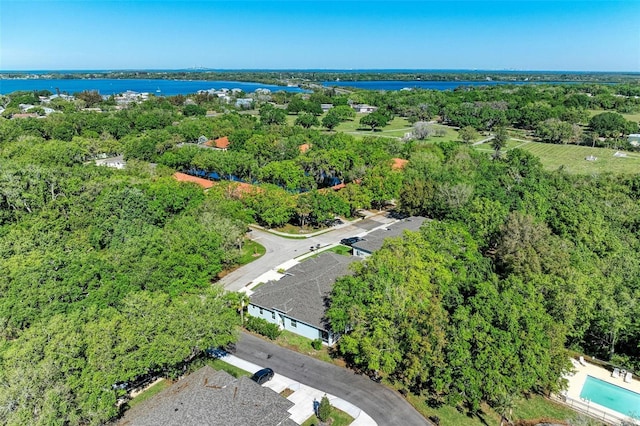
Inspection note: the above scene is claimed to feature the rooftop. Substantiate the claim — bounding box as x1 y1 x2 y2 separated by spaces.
351 216 427 254
117 367 294 426
214 136 230 149
172 172 214 189
250 252 358 330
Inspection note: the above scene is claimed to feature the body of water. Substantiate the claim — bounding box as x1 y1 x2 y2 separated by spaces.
0 77 586 96
0 78 305 96
579 375 640 416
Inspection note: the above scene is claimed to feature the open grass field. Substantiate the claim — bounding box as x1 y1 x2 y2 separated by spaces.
333 114 413 138
474 138 640 175
588 109 640 123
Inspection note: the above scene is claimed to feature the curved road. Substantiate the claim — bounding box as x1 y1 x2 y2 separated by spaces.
235 332 430 426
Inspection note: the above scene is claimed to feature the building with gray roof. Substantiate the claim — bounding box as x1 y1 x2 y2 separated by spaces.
351 216 427 258
117 366 295 426
248 252 358 346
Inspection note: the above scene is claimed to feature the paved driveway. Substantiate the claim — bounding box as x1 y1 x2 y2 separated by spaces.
220 214 397 292
235 332 430 426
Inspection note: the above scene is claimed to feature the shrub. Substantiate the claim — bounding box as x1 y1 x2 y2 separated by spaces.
246 316 281 340
317 394 332 422
311 338 323 350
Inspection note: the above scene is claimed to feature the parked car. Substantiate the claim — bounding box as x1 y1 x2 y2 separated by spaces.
251 368 274 385
340 236 362 246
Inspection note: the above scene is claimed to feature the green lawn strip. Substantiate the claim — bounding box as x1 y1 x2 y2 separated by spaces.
275 330 335 364
273 223 324 236
263 228 308 239
403 389 575 426
236 240 266 265
327 245 352 256
206 358 252 378
302 245 352 261
127 379 172 409
300 407 354 426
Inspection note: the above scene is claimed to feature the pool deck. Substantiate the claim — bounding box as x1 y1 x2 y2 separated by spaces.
563 357 640 423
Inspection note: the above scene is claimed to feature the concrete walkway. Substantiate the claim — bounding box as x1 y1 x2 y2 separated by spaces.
221 352 377 425
471 135 495 145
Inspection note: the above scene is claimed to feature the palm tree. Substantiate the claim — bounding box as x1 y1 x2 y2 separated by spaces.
493 393 516 426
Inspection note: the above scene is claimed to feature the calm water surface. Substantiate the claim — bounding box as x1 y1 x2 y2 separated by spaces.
0 79 304 95
0 77 579 95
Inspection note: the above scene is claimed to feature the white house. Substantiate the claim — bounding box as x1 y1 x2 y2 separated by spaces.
235 98 253 108
95 155 126 169
248 252 357 346
351 104 378 113
628 134 640 147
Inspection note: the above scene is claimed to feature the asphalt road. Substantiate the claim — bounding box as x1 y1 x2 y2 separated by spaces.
220 214 397 291
235 332 430 426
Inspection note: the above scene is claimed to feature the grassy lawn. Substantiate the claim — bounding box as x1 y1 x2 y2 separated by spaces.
303 244 352 261
333 114 412 138
588 109 640 123
274 330 339 365
474 138 640 174
300 407 354 426
273 222 323 236
413 124 461 144
206 358 252 378
404 391 576 426
326 245 352 256
236 240 266 265
217 239 266 279
127 379 172 410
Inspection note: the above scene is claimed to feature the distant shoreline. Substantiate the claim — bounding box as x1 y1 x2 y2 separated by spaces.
1 69 639 85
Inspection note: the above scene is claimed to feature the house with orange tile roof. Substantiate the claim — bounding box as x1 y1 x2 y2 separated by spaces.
203 136 230 150
172 172 214 189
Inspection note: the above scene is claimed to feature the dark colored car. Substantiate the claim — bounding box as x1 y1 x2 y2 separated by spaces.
251 368 274 385
340 237 362 246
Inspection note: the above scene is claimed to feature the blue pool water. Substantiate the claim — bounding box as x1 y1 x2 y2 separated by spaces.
580 375 640 416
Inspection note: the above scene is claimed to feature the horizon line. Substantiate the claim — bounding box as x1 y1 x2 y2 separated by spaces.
2 68 639 74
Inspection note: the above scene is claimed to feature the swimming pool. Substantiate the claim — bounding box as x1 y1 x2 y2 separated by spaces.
580 375 640 416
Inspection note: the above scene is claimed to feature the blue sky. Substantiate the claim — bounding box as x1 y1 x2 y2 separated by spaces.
1 0 638 71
